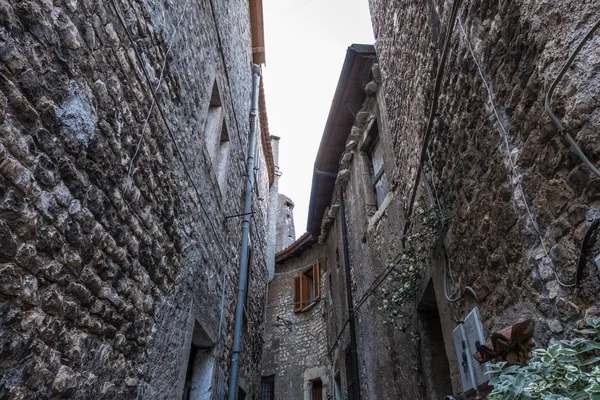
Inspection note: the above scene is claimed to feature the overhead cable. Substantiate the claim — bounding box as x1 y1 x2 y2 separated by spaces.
110 0 229 258
545 17 600 179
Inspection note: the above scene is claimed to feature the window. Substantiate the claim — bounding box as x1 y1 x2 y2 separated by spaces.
259 375 274 400
182 321 215 400
254 138 262 194
244 244 253 314
204 81 230 191
237 387 246 400
345 346 358 400
293 261 320 312
334 372 342 400
367 121 388 208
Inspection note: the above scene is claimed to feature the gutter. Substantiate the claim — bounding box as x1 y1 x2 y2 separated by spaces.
227 65 261 399
306 44 376 236
339 190 361 400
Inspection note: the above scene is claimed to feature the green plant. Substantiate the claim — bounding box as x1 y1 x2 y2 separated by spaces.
380 200 447 329
488 318 600 400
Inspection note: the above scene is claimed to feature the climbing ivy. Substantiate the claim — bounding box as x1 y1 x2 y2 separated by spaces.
380 200 447 330
488 318 600 400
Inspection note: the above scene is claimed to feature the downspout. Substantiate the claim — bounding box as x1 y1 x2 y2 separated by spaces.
228 64 261 399
339 189 361 400
266 136 281 282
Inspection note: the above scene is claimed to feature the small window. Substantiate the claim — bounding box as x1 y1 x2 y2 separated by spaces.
204 81 230 191
293 261 320 312
182 322 215 400
259 375 275 400
334 372 343 400
244 244 253 314
368 121 388 208
254 138 262 193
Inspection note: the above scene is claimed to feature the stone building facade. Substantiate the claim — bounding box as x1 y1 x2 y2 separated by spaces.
262 0 600 398
0 0 277 399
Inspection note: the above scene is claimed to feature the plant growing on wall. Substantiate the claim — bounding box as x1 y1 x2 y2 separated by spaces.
487 318 600 400
380 199 447 330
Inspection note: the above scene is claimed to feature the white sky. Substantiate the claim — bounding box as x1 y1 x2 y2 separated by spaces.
263 0 374 238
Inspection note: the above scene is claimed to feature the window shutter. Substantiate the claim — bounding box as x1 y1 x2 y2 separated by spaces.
313 261 321 299
294 276 302 312
345 346 358 400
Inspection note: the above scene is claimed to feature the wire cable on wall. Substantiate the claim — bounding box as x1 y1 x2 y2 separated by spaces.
457 17 577 288
545 17 600 179
110 0 229 259
128 0 191 177
402 0 462 241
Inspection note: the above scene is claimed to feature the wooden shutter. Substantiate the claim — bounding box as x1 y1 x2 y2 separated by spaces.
313 261 321 299
294 276 302 312
345 346 358 400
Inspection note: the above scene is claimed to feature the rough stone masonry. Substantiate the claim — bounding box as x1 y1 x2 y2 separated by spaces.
0 0 273 399
261 1 600 399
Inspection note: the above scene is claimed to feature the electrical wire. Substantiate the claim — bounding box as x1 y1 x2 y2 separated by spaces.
273 261 320 276
403 0 462 241
426 149 464 301
128 0 191 177
457 17 577 288
110 0 229 259
545 17 600 179
443 244 463 302
328 249 410 354
208 0 243 144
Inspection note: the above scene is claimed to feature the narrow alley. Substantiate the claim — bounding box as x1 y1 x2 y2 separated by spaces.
0 0 599 399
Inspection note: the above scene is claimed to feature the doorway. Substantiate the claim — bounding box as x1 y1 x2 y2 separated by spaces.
417 280 453 399
311 379 323 400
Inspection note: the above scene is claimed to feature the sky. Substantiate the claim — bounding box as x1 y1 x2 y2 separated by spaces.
262 0 375 238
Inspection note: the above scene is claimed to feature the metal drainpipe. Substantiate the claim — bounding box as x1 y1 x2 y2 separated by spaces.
228 64 261 399
339 189 361 400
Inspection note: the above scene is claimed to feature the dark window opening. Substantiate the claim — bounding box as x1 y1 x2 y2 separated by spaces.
254 138 262 194
205 81 230 191
334 372 342 400
182 321 215 400
183 343 198 400
311 379 323 400
418 280 453 399
259 375 274 400
367 121 388 208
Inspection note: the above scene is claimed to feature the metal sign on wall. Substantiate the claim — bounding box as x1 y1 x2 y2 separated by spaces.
452 307 491 395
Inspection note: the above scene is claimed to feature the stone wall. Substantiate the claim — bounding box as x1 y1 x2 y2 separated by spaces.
363 0 600 396
321 72 423 399
276 194 296 253
261 245 330 400
0 0 272 398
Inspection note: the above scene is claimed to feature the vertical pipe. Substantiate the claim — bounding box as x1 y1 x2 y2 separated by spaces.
339 189 361 400
228 65 261 399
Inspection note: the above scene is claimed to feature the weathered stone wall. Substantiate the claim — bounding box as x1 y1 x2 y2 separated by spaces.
261 245 330 400
0 0 271 398
362 0 600 396
276 194 295 252
321 77 423 399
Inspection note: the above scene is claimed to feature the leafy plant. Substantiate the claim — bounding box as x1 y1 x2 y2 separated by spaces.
488 318 600 400
380 200 447 329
